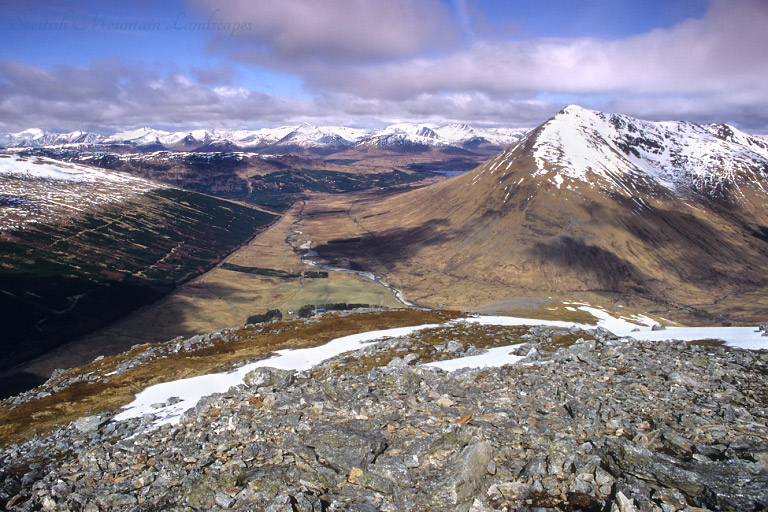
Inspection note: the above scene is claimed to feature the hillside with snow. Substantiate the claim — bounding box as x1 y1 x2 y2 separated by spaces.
0 154 168 230
520 105 768 201
0 153 276 378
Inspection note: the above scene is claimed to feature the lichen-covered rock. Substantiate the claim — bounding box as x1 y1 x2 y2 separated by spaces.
304 420 387 474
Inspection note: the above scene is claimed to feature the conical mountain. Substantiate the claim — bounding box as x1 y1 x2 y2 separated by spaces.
315 106 768 317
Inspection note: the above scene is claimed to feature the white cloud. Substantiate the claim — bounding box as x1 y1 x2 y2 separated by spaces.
186 0 460 63
0 60 312 132
302 0 768 99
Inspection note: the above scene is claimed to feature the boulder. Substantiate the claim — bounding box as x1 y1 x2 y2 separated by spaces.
243 367 295 391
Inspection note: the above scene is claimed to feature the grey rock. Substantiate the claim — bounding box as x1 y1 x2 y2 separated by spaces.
614 491 637 512
266 493 295 512
74 415 104 433
601 438 768 511
0 471 21 506
345 503 379 512
304 420 386 473
96 493 138 508
447 340 464 353
665 371 696 387
244 367 295 390
403 353 420 364
435 441 494 509
215 492 235 508
387 357 407 369
650 487 687 510
372 456 413 487
520 457 547 481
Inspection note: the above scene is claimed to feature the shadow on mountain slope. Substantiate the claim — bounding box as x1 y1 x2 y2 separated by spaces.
312 219 456 269
529 235 648 293
0 277 256 399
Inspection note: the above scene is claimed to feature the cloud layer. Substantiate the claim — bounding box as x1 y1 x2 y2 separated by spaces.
1 0 767 132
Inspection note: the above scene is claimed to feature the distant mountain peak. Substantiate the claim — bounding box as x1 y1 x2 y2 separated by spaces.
510 106 768 200
15 128 46 138
558 104 593 116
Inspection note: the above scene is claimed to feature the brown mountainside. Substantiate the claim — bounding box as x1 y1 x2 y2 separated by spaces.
311 106 768 322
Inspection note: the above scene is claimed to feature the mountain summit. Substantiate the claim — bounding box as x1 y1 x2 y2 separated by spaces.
499 104 768 202
314 106 768 321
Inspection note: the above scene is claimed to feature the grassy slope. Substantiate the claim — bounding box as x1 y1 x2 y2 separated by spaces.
0 189 275 374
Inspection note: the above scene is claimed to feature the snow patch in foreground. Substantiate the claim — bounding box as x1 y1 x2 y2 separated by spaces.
462 303 656 333
114 323 440 426
425 344 524 372
623 326 768 351
113 306 768 429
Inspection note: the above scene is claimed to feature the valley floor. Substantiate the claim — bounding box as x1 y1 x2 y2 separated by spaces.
10 196 404 385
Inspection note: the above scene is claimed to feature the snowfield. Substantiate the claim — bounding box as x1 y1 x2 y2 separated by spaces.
114 323 442 425
114 304 768 428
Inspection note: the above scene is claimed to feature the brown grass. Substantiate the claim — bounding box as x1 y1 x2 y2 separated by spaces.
317 323 601 378
0 309 461 446
685 339 727 348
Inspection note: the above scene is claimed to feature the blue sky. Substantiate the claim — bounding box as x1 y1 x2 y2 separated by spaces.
1 0 766 132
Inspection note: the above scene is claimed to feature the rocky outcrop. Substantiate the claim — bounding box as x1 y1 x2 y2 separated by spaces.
1 326 767 511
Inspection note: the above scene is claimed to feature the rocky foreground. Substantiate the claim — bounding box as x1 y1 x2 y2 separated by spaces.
1 323 767 511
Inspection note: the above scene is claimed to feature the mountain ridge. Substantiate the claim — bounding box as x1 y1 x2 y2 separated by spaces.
0 123 529 155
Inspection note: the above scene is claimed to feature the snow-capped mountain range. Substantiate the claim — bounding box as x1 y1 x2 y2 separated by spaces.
0 123 528 153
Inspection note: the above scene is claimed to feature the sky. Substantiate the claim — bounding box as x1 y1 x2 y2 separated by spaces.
1 0 767 133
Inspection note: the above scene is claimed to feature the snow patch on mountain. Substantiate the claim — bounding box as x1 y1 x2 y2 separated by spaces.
530 105 768 198
0 153 167 230
272 123 367 148
105 127 171 146
0 129 106 148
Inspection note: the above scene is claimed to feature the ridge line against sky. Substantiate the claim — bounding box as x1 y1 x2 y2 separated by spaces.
0 0 766 133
